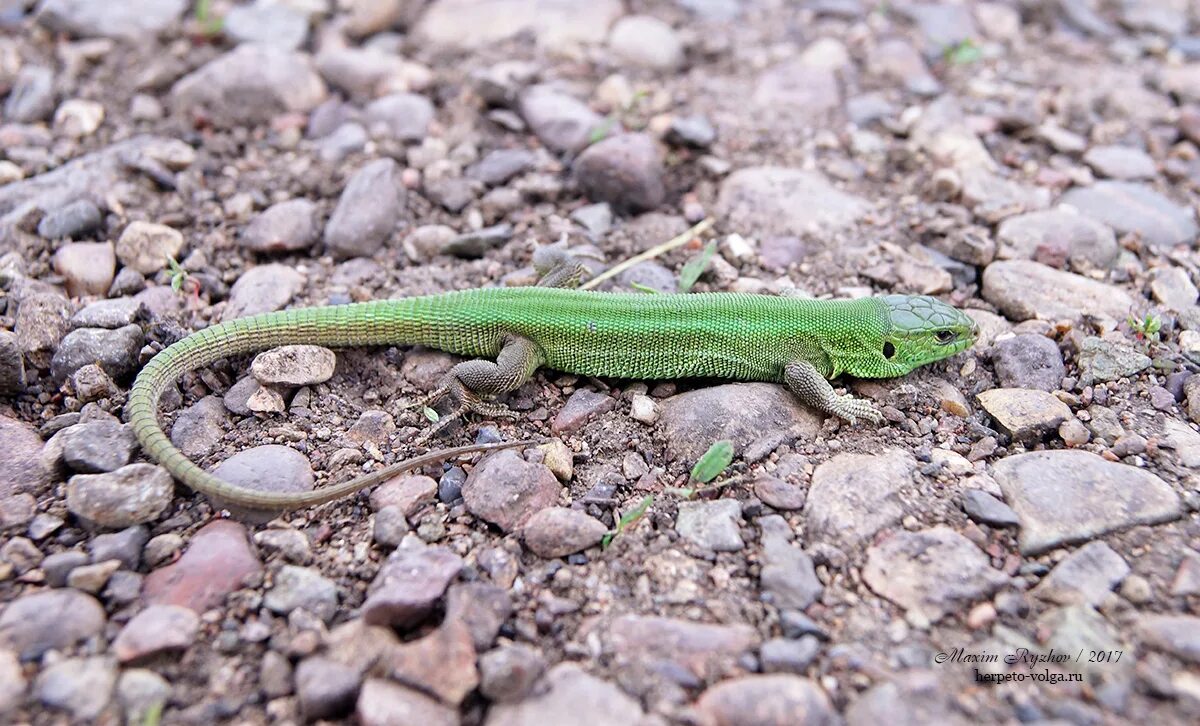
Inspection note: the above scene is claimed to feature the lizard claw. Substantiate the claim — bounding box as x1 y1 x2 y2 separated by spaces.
830 396 884 426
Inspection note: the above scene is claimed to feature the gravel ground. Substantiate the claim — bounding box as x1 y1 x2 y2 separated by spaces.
2 0 1200 724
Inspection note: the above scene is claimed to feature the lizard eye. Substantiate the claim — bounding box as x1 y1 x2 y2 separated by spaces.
935 330 955 344
882 341 896 359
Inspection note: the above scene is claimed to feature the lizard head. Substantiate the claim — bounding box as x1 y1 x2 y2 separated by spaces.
868 295 977 376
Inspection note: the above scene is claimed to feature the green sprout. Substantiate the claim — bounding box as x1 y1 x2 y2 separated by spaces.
1128 312 1162 343
167 254 189 294
674 439 736 499
601 495 653 549
944 38 982 66
678 239 718 293
194 0 224 37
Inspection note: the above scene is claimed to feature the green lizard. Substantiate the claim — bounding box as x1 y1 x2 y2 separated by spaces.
126 255 977 511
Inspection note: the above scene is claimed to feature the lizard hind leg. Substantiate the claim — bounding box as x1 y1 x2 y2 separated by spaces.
532 243 603 289
413 335 544 441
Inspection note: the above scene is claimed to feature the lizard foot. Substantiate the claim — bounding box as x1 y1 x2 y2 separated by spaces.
828 395 884 426
410 383 519 444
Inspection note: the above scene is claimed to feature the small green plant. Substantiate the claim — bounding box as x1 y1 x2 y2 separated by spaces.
1129 312 1162 343
628 281 661 294
194 0 224 37
423 406 440 422
588 117 617 145
944 38 982 66
141 700 164 726
678 239 718 293
673 439 736 499
601 495 653 549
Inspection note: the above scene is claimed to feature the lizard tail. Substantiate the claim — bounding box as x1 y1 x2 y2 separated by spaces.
125 303 529 511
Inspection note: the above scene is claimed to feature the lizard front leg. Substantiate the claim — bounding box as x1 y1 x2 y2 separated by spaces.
784 359 883 425
416 334 545 438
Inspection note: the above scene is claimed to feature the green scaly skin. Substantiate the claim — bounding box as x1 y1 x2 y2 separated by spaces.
126 288 977 511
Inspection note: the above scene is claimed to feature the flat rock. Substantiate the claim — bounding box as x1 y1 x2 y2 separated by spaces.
1138 614 1200 664
990 334 1065 391
34 655 117 721
115 221 183 275
806 449 915 549
0 416 50 496
264 565 339 621
370 474 436 516
223 0 309 50
753 58 842 122
0 589 106 660
1083 145 1157 180
676 499 744 552
415 0 623 52
863 526 1008 622
486 663 653 726
462 449 560 532
551 389 617 434
761 528 823 610
362 545 463 628
659 383 822 462
143 519 264 611
169 395 228 459
607 614 758 679
364 93 434 141
387 619 478 705
71 297 143 329
1077 336 1151 384
479 643 546 703
1032 541 1129 606
36 0 185 39
50 324 143 383
845 670 968 726
517 84 606 155
693 674 837 726
976 388 1072 442
358 679 458 726
324 158 404 259
252 345 336 386
981 260 1134 322
295 656 360 720
171 45 327 127
1060 181 1197 248
223 264 305 319
112 604 199 663
993 450 1183 554
716 167 868 244
241 199 318 253
608 15 684 70
209 445 315 521
53 242 115 297
522 506 607 558
67 463 173 529
962 489 1019 527
59 420 137 473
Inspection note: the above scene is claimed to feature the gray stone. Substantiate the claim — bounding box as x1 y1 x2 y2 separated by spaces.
1033 541 1130 606
169 395 228 460
991 334 1065 391
981 260 1134 322
716 167 869 245
659 383 822 462
753 58 842 122
667 115 717 148
608 15 684 70
1060 181 1197 249
115 669 170 725
1083 145 1156 180
364 93 434 141
357 679 458 726
1077 336 1151 384
1150 267 1198 311
265 565 339 621
863 526 1007 622
469 149 538 186
210 445 315 520
362 545 463 627
112 604 199 663
34 655 117 720
324 158 403 259
676 499 743 552
693 675 836 726
463 449 560 532
316 122 368 163
1138 614 1200 664
36 0 185 38
171 45 327 127
518 84 606 154
50 324 143 383
522 507 607 558
574 133 665 212
3 65 55 122
993 450 1183 554
441 224 514 258
71 298 142 329
67 463 174 529
479 643 546 703
0 332 24 395
241 199 318 253
761 528 823 610
223 264 305 319
976 388 1072 442
90 525 148 570
296 656 360 720
251 345 336 386
38 199 102 239
223 0 309 50
58 420 137 473
0 589 106 660
414 0 622 52
962 489 1019 527
806 449 915 548
0 647 24 716
760 636 820 674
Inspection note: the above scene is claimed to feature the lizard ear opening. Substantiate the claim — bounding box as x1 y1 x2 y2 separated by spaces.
882 341 896 359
